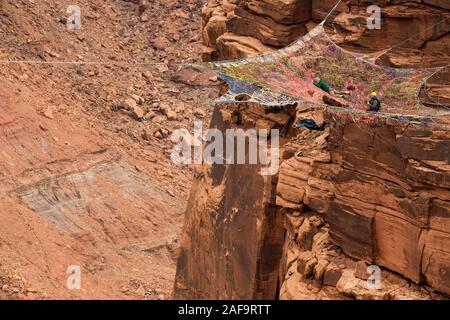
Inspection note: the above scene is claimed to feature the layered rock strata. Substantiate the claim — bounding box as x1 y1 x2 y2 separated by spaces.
201 0 450 67
174 101 450 299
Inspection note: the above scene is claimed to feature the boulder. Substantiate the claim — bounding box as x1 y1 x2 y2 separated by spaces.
354 261 368 280
323 265 343 287
216 33 274 60
166 110 177 121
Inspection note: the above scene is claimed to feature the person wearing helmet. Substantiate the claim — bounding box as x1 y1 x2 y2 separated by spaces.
368 92 381 112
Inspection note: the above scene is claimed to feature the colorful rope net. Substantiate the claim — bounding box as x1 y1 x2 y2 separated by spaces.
189 20 450 128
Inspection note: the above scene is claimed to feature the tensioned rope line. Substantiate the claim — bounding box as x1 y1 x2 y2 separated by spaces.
194 9 449 76
417 65 449 109
198 1 450 119
320 14 449 40
424 65 450 108
319 16 450 109
0 59 169 65
213 75 450 121
184 1 450 133
322 0 344 24
320 0 450 73
327 24 450 109
203 42 450 128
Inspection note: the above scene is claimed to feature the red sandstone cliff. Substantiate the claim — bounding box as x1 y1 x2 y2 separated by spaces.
201 0 449 67
173 0 450 300
174 100 450 300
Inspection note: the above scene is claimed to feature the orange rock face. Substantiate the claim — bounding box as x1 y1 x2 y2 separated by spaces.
201 0 450 67
174 0 450 301
305 115 450 294
174 101 450 299
173 104 292 299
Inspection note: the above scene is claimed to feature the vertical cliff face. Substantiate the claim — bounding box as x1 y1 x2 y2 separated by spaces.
173 103 294 299
174 101 450 300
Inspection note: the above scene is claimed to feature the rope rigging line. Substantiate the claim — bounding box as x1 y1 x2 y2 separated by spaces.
383 16 449 56
224 97 450 126
420 65 450 109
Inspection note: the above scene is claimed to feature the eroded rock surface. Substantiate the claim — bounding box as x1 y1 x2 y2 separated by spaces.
174 101 450 300
278 106 450 299
201 0 450 67
174 103 294 299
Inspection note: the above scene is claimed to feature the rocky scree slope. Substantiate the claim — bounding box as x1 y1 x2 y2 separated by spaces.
174 100 450 300
0 0 219 299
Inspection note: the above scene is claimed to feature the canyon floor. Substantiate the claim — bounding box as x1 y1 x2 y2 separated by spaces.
0 0 219 299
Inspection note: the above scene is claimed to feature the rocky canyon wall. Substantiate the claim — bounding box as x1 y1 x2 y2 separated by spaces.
174 100 450 300
173 102 293 299
201 0 450 67
173 0 449 300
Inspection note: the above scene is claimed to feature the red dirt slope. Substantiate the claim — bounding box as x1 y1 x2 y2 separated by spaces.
0 0 218 299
